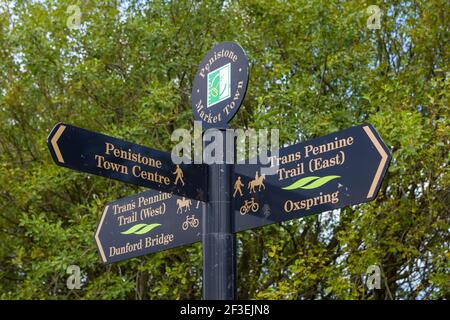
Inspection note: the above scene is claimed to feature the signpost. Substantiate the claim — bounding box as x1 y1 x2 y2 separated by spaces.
47 41 391 300
232 123 391 233
95 190 204 264
47 122 206 201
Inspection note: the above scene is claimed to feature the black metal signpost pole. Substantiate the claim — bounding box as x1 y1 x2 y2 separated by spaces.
203 129 236 300
192 41 248 300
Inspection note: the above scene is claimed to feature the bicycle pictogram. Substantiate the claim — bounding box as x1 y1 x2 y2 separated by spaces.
239 197 259 215
182 214 199 230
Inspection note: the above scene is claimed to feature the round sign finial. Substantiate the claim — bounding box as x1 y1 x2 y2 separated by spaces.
191 42 249 129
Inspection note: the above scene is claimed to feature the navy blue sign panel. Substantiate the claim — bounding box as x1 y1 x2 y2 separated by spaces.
232 123 391 233
191 42 249 129
47 123 207 201
95 190 204 263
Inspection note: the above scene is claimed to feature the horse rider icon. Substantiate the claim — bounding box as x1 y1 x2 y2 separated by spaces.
248 171 265 193
173 164 185 186
177 197 192 213
233 176 244 198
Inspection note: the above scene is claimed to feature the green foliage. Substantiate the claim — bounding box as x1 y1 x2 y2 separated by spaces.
0 0 448 299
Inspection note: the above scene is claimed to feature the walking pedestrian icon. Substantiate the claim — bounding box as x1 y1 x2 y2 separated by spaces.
233 176 244 198
173 164 185 186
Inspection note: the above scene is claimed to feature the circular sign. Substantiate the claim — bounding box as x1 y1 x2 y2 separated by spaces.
191 42 249 129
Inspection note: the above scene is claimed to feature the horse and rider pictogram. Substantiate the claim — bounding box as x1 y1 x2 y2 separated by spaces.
177 197 192 213
248 171 265 193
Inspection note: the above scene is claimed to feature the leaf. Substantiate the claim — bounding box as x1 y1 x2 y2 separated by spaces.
282 175 341 190
121 223 161 235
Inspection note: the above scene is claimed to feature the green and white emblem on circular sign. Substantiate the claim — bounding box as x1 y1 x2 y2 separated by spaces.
191 42 249 129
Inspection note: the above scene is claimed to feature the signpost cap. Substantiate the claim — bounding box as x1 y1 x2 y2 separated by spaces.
191 41 249 130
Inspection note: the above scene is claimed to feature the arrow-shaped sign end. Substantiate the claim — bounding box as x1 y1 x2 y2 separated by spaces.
48 124 66 164
95 205 108 263
363 125 391 200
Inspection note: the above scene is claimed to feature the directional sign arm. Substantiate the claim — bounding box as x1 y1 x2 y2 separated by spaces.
47 122 207 201
232 123 392 233
95 191 204 264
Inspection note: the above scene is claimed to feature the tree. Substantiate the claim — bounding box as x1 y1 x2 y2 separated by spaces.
0 0 448 299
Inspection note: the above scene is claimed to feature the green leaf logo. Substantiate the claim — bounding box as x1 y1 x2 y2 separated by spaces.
121 223 161 235
282 175 341 190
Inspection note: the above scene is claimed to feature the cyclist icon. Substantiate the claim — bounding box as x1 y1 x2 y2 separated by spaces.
239 197 259 215
182 215 199 230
